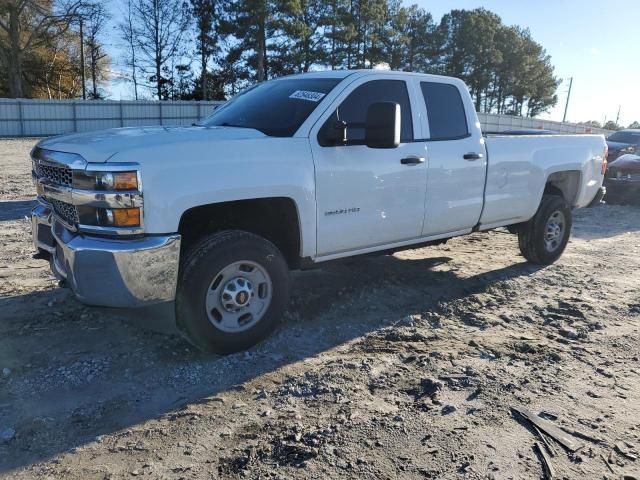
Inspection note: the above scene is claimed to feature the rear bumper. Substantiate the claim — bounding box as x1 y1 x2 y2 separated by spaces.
31 204 181 308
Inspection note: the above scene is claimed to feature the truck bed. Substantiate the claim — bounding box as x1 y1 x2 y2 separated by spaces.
479 134 607 229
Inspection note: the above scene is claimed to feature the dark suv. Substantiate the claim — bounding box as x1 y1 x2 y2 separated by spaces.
606 129 640 161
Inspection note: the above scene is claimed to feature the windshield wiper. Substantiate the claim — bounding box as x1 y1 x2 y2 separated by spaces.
217 122 250 129
206 122 270 136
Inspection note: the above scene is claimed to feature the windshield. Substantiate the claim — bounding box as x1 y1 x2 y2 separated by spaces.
608 131 640 144
202 77 342 137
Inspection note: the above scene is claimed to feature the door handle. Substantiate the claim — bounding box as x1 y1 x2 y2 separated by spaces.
400 156 425 165
463 152 484 161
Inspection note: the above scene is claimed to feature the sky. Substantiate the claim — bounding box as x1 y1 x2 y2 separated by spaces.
105 0 640 126
412 0 640 125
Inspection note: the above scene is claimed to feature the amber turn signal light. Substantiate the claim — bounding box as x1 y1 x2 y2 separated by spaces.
113 171 138 190
113 208 141 227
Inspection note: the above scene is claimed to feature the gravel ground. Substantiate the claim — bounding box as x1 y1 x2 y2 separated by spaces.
1 138 640 479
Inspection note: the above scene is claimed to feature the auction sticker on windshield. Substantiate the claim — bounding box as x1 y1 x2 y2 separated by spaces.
289 90 326 102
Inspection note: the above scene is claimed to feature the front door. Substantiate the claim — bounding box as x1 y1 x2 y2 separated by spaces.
310 77 428 257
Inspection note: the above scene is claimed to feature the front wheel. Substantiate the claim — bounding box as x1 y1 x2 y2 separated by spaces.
176 230 290 354
518 194 572 265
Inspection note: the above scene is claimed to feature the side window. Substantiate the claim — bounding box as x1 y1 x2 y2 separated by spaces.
318 80 413 146
420 82 469 140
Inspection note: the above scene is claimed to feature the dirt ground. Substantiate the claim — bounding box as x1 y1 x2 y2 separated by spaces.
1 138 639 479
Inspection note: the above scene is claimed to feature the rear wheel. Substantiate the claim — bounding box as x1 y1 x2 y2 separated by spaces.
518 194 572 265
176 230 290 354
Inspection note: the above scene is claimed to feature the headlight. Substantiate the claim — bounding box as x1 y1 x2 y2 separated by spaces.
621 145 636 154
73 170 139 190
72 168 142 231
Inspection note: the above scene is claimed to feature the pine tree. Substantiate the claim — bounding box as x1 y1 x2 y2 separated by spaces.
191 0 220 99
222 0 273 81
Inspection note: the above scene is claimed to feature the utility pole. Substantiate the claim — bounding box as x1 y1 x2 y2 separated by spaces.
79 16 86 100
615 105 621 126
562 77 573 123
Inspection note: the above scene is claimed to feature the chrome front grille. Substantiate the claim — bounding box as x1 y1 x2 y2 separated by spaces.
33 161 73 187
49 198 79 224
31 148 142 234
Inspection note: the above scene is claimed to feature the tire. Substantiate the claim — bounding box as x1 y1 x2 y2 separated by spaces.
518 194 572 265
176 230 290 354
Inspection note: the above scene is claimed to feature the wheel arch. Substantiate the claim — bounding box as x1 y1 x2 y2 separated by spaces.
544 170 582 206
178 197 303 268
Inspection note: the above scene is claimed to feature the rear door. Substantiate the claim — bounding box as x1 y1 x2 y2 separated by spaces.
310 76 428 256
415 79 487 236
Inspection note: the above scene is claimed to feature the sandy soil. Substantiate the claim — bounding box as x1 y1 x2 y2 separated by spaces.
1 138 639 479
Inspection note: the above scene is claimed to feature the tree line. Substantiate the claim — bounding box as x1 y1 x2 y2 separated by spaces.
579 120 640 132
2 0 565 117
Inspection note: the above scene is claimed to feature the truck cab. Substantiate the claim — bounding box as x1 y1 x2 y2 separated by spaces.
30 70 607 353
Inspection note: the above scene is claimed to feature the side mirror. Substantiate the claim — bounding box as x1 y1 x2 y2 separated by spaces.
332 120 348 145
365 102 400 149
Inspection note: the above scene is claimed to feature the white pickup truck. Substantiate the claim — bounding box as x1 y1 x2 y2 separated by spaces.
30 70 607 353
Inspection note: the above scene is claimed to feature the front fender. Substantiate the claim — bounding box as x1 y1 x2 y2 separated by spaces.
110 137 318 258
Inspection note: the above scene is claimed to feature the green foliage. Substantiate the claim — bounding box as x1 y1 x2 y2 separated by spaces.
578 120 602 128
197 3 559 116
603 120 622 131
377 2 437 72
1 0 561 117
219 0 274 82
433 9 558 116
191 0 221 99
628 121 640 129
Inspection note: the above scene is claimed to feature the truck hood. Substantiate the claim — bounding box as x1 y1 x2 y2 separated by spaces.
36 126 267 163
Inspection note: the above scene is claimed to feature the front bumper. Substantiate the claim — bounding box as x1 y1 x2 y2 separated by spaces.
31 204 181 308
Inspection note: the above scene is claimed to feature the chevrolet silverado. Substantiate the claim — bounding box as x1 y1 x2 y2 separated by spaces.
30 70 608 353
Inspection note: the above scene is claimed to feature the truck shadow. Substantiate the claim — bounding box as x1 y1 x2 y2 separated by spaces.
0 200 37 221
0 252 542 473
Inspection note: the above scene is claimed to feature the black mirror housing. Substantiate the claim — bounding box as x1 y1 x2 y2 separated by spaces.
365 102 400 149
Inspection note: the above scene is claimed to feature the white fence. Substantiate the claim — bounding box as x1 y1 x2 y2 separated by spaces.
478 113 611 135
0 98 611 137
0 99 224 137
